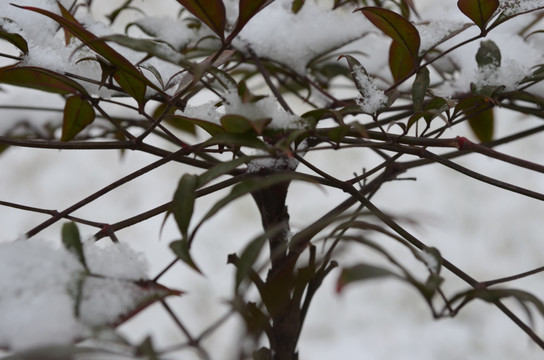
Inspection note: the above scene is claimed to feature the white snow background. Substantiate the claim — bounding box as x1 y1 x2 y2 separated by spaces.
1 0 544 359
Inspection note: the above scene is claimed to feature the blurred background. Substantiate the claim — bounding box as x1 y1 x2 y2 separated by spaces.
1 0 544 359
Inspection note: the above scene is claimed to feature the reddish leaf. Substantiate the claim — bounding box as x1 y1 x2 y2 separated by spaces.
176 0 226 40
61 96 96 141
0 66 88 95
457 0 499 31
230 0 275 39
357 7 420 61
389 40 417 82
13 4 158 91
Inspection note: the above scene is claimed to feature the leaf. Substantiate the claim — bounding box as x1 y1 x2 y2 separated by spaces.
114 280 184 325
170 239 202 273
336 263 400 293
221 114 271 135
113 70 147 106
235 232 268 288
357 7 420 61
389 40 417 82
165 115 224 136
14 4 158 91
231 0 275 39
457 0 499 31
475 40 501 68
176 0 226 40
456 96 494 142
155 103 196 135
61 96 96 141
412 67 429 112
0 20 29 54
202 132 270 151
292 0 305 14
198 156 253 187
171 174 198 239
61 222 87 268
0 66 88 95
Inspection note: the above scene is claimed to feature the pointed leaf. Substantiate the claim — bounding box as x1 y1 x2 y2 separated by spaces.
231 0 275 39
202 132 270 151
176 0 226 40
389 40 417 82
456 96 494 142
357 7 420 61
412 67 429 112
0 66 88 95
61 96 96 141
457 0 499 30
235 232 268 288
165 115 223 136
221 114 271 135
171 174 198 239
0 20 28 54
292 0 305 14
61 221 87 268
475 40 501 68
170 239 202 273
198 156 253 187
336 263 400 293
113 70 147 106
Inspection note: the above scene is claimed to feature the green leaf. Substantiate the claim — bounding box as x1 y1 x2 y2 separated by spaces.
357 7 420 61
14 4 158 91
292 0 305 13
113 70 147 106
165 115 224 136
336 263 400 293
171 174 198 239
389 40 417 82
202 132 270 151
235 232 268 288
198 156 253 187
476 40 501 68
0 66 88 95
176 0 226 40
456 96 494 142
170 239 202 273
412 67 429 112
221 114 271 135
61 96 96 141
231 0 275 39
154 103 196 134
61 222 87 268
0 20 29 54
457 0 499 31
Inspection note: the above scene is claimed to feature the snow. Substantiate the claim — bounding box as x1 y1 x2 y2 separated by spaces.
0 240 154 351
233 0 370 73
352 65 388 114
178 87 303 130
